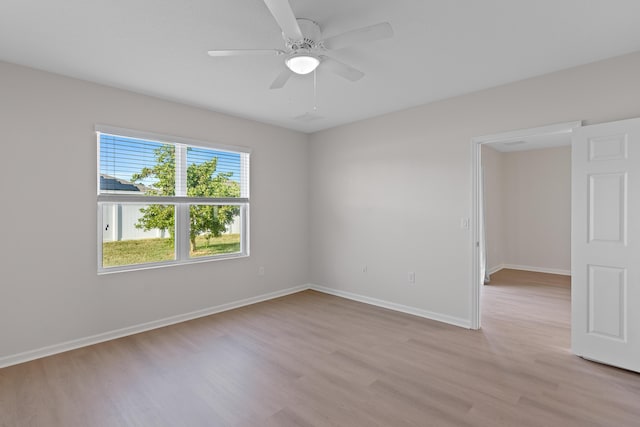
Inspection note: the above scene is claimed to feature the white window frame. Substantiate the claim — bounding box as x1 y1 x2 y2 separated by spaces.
96 125 251 274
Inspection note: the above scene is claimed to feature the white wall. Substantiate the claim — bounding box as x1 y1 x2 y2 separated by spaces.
309 52 640 325
481 145 505 272
3 51 640 360
482 146 571 274
503 147 572 273
0 61 309 360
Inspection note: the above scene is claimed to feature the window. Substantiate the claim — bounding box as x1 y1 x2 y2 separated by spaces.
97 126 250 273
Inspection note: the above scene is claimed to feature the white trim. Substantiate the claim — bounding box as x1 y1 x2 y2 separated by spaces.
310 285 471 329
95 124 252 154
472 121 582 145
498 264 571 276
488 264 504 275
0 285 307 369
470 137 482 329
97 195 248 204
176 203 190 263
470 121 582 330
96 128 251 274
98 254 250 275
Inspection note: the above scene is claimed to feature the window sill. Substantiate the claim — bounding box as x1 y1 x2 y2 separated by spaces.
97 253 249 275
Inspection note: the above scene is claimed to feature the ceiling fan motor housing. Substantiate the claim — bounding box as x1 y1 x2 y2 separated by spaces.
285 18 323 51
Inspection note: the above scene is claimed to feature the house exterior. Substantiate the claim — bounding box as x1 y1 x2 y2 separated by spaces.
100 175 168 242
100 175 239 242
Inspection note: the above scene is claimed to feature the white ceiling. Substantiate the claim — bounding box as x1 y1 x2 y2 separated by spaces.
2 1 640 133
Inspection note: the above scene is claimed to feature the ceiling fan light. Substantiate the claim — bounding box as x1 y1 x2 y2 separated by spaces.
286 54 320 75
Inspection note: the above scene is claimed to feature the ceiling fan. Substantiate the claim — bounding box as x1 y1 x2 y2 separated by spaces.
207 0 394 89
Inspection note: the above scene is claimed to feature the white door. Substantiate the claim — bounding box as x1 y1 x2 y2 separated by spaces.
572 117 640 373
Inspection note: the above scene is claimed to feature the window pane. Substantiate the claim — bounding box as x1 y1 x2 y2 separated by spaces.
189 205 241 258
100 134 175 196
186 148 243 198
102 204 175 268
97 129 250 272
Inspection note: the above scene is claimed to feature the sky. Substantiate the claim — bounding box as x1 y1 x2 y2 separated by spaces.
99 134 242 189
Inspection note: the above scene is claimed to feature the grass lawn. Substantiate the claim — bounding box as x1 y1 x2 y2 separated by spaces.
103 234 241 267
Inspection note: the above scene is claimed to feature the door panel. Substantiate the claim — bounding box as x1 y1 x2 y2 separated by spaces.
588 134 627 161
588 173 626 243
587 264 626 340
572 118 640 373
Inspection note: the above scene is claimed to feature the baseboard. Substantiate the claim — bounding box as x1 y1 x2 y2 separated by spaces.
0 285 309 369
309 284 471 329
488 264 504 275
500 264 571 276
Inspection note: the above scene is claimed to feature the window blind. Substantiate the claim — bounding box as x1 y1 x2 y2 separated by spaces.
98 132 249 201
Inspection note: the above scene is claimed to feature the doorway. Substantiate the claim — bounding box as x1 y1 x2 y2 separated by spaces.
469 121 582 329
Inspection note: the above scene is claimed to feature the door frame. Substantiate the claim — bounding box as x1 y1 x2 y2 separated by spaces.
469 121 582 329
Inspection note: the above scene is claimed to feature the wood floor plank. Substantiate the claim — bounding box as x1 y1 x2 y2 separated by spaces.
1 269 639 426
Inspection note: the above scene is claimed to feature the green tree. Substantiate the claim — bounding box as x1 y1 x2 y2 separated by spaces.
132 145 240 251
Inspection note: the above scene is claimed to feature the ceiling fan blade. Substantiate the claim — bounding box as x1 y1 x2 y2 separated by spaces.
270 68 293 89
263 0 303 41
323 22 394 50
320 56 365 82
207 49 284 57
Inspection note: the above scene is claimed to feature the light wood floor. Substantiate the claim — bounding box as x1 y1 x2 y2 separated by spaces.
1 270 639 426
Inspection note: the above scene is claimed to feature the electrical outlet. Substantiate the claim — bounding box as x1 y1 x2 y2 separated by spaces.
408 271 415 284
258 266 265 276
